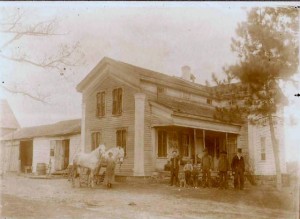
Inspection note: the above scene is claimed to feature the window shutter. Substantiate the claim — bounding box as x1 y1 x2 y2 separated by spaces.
118 88 122 114
113 89 117 115
101 92 105 116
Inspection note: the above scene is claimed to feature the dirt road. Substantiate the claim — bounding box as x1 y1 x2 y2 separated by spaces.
1 174 298 219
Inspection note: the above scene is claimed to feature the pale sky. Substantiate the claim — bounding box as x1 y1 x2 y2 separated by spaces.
0 2 299 161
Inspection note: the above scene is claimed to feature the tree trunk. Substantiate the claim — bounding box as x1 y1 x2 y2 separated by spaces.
268 114 282 190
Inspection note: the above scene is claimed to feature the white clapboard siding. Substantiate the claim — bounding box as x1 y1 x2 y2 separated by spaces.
69 134 81 164
250 118 287 175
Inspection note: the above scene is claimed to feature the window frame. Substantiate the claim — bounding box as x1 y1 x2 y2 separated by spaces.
112 88 123 116
116 128 127 157
260 136 266 161
181 133 191 158
157 130 168 158
96 91 106 118
91 131 102 151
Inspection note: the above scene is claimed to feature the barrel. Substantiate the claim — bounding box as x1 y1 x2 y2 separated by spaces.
36 163 47 175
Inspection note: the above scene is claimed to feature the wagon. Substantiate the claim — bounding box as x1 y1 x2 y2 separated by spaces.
68 165 106 187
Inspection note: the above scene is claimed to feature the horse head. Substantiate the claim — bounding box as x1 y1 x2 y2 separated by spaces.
116 146 125 167
96 144 106 158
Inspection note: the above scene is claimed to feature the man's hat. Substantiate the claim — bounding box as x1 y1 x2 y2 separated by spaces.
237 148 242 153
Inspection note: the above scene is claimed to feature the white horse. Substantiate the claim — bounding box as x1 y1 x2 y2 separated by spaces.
72 144 106 188
96 146 125 182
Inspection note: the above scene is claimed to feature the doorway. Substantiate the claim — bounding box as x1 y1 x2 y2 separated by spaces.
19 140 33 172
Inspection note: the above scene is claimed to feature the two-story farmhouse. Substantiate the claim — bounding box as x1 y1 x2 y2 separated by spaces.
77 57 287 177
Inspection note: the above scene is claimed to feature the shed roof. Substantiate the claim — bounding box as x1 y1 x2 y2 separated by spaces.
0 100 20 129
1 119 81 141
154 96 215 120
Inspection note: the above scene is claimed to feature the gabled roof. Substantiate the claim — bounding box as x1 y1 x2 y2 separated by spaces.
0 100 20 129
1 119 81 141
76 57 210 96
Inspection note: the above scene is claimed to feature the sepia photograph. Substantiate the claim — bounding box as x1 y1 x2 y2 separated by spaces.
0 1 299 219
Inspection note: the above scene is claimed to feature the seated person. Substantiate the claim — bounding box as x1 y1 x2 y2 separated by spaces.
183 159 193 187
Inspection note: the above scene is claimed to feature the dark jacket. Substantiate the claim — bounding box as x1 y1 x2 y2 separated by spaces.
231 155 245 172
170 156 180 171
201 154 212 170
218 154 229 172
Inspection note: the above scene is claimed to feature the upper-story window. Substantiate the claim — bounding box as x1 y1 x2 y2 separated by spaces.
112 88 123 115
157 86 165 94
96 91 105 117
206 98 212 105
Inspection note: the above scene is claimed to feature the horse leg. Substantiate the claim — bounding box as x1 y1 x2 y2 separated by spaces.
72 164 78 187
90 170 94 188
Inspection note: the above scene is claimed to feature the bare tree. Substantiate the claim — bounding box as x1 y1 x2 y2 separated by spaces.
0 8 85 103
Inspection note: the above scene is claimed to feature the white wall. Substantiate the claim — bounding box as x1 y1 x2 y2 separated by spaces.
32 137 51 173
249 117 287 175
69 134 81 164
32 134 81 173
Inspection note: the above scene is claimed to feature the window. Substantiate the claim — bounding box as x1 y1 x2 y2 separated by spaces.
158 130 167 157
206 98 212 105
50 140 55 157
260 137 266 160
181 134 190 157
91 132 102 151
96 91 105 117
157 86 165 94
112 88 123 115
116 129 127 156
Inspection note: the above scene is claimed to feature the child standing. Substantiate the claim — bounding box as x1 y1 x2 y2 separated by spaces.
105 152 116 188
183 159 193 187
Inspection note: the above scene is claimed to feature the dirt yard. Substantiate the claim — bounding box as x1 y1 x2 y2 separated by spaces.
1 173 298 219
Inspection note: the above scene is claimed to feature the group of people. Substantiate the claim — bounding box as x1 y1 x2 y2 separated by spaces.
169 148 245 190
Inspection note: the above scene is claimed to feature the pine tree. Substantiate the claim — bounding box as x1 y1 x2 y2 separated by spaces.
211 7 299 190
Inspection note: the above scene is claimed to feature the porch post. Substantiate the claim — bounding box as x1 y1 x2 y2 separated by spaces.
203 129 206 149
225 132 228 151
133 93 146 176
194 129 197 164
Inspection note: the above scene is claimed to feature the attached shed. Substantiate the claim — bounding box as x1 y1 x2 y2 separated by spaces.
1 119 81 174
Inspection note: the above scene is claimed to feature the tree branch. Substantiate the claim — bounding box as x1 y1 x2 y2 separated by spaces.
1 84 49 103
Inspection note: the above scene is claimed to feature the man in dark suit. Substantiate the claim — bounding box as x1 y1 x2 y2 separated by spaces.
231 148 245 190
169 150 180 186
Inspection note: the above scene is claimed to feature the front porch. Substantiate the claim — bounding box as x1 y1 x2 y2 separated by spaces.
154 126 238 171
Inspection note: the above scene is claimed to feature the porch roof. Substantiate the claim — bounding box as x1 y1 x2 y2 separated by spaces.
149 100 241 134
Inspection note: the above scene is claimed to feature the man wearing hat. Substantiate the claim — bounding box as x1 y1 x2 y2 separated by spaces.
201 148 212 188
169 150 180 186
218 151 229 189
231 148 245 190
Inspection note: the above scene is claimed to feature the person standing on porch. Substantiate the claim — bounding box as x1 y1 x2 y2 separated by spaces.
169 150 180 186
231 148 245 190
201 148 212 188
218 151 229 189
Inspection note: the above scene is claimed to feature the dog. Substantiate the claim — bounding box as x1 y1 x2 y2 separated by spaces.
178 172 186 188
